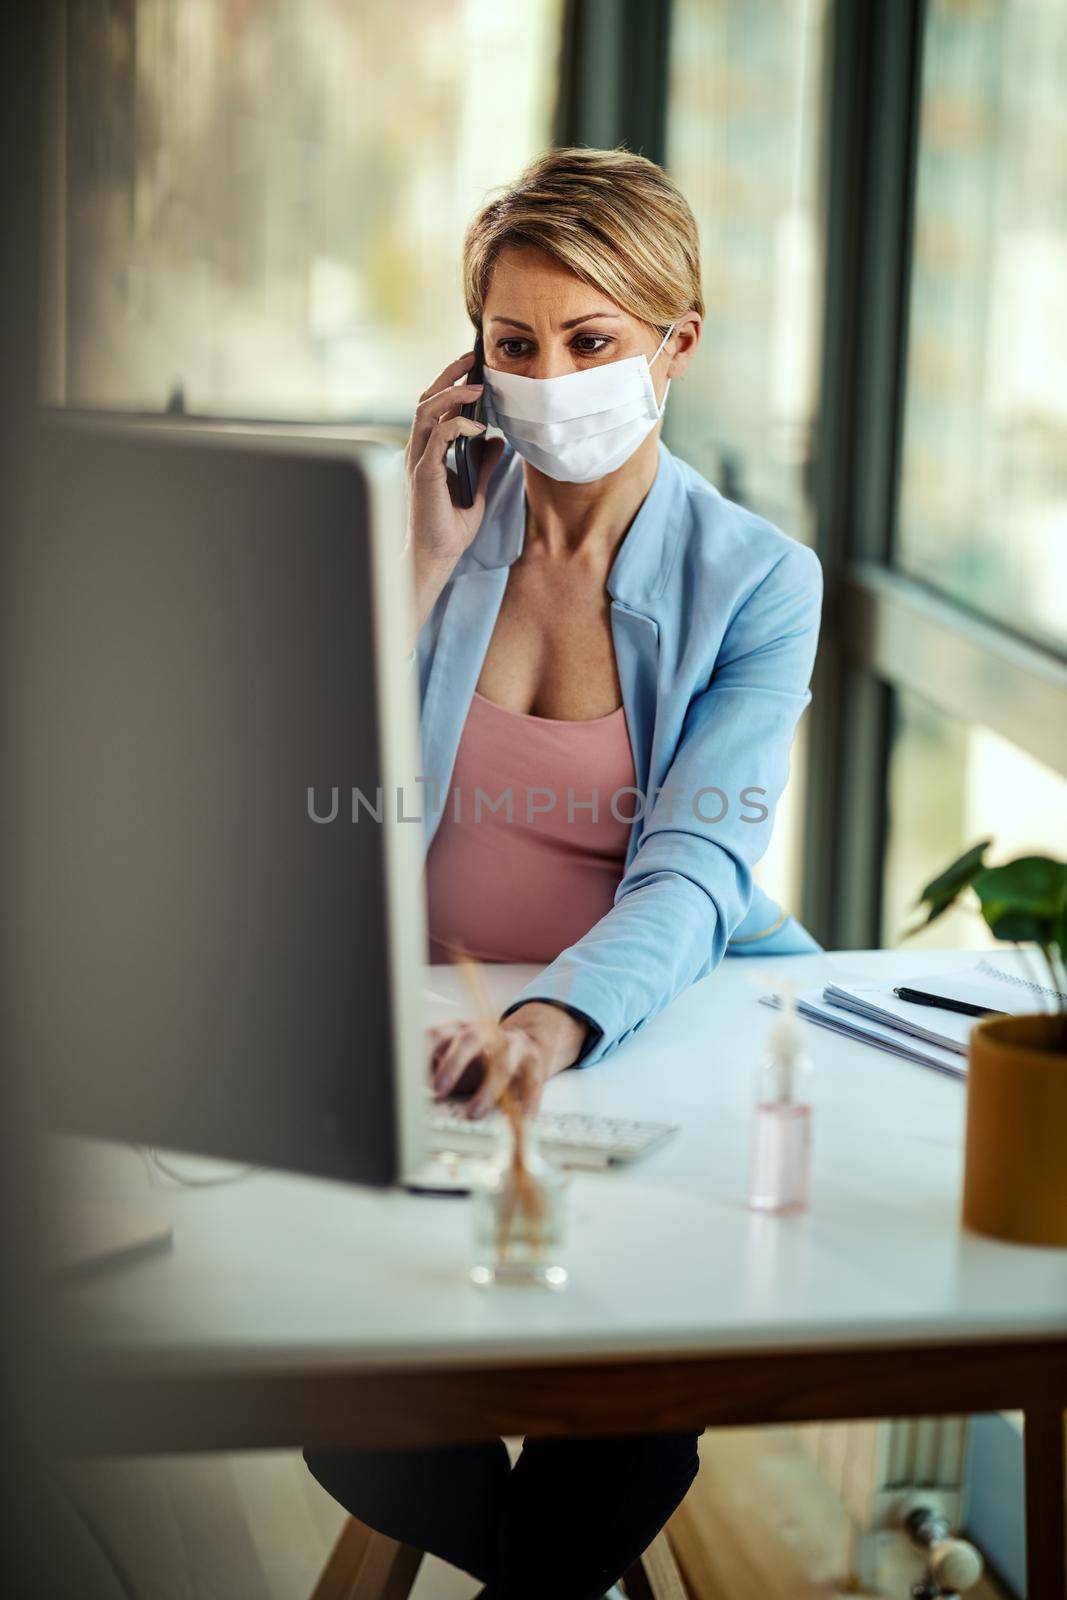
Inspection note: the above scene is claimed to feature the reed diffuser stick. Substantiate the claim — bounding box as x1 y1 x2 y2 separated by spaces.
450 946 546 1258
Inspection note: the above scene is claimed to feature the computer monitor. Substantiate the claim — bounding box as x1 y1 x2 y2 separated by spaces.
8 412 427 1186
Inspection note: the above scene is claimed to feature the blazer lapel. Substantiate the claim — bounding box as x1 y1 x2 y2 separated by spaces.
610 601 660 841
605 442 685 862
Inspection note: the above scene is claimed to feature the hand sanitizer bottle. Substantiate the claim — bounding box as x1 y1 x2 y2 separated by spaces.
748 996 812 1214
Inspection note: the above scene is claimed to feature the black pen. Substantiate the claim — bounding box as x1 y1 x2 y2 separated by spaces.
893 986 1000 1019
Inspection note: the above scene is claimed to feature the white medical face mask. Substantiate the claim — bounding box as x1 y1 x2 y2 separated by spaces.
482 323 675 484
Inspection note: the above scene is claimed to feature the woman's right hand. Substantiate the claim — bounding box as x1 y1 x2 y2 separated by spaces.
405 350 505 633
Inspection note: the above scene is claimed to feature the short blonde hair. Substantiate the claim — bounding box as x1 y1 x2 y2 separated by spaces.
462 146 705 334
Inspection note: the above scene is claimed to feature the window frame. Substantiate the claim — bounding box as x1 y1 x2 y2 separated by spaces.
597 0 1067 946
802 0 1067 948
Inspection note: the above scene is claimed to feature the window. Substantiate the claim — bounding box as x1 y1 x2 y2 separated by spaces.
60 0 563 420
881 688 1067 952
664 0 827 546
806 0 1067 952
664 0 828 917
896 0 1067 653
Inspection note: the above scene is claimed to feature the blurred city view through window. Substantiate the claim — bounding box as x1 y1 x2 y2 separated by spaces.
882 688 1067 952
65 0 562 420
664 0 826 549
883 0 1067 951
898 0 1067 654
665 0 828 914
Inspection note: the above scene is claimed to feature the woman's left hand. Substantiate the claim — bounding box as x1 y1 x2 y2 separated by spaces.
428 1002 589 1120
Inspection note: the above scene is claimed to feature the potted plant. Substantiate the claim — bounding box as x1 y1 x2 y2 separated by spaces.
908 842 1067 1245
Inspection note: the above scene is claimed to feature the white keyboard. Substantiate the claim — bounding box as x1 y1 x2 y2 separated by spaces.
425 1102 679 1171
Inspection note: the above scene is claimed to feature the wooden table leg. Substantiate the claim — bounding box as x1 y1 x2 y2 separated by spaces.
309 1517 375 1600
309 1516 423 1600
347 1532 422 1600
1023 1406 1066 1599
623 1529 689 1600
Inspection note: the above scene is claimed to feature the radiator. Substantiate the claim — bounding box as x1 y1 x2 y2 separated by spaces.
798 1418 975 1592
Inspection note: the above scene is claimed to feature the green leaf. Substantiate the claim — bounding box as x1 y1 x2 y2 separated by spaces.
907 848 1067 995
918 838 991 905
980 907 1056 946
906 839 991 937
973 858 1067 922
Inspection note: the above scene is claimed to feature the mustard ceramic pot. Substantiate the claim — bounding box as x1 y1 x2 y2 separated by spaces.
962 1013 1067 1247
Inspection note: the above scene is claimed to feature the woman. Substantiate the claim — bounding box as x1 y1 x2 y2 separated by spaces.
306 147 822 1599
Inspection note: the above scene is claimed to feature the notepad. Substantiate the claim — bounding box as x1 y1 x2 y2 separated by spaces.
763 959 1066 1079
906 959 1067 1014
825 961 1065 1056
822 982 974 1055
770 989 968 1078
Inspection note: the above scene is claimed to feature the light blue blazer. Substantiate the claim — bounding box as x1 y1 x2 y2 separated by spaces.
416 440 823 1066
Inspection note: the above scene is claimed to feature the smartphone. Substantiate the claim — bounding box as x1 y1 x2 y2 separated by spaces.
453 332 486 510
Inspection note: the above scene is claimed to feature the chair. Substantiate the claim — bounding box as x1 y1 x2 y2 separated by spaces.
308 1515 690 1600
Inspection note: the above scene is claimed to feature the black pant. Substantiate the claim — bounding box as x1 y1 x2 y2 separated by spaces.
303 1431 702 1599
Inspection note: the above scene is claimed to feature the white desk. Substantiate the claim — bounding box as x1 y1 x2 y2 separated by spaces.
50 952 1067 1593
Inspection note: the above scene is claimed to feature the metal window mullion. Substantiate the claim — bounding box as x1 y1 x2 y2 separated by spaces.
553 0 672 161
39 0 67 406
802 0 927 948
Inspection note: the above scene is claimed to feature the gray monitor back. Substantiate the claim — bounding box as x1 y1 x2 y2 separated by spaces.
8 414 426 1186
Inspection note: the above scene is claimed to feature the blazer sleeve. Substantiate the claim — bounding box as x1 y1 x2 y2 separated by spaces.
501 541 823 1066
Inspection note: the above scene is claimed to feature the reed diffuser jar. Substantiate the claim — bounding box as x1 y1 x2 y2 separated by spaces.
470 1115 568 1289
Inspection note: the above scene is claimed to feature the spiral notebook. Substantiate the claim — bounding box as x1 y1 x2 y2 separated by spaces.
764 960 1065 1079
923 958 1066 1012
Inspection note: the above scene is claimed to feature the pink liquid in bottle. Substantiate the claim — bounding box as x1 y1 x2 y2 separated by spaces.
749 1098 812 1214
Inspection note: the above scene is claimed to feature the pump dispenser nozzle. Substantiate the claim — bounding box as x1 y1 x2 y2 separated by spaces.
766 1002 804 1102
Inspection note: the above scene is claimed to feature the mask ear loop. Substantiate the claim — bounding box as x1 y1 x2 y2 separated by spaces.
650 321 677 366
650 322 676 415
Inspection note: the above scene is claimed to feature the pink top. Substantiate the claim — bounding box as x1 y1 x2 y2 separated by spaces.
426 691 638 965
